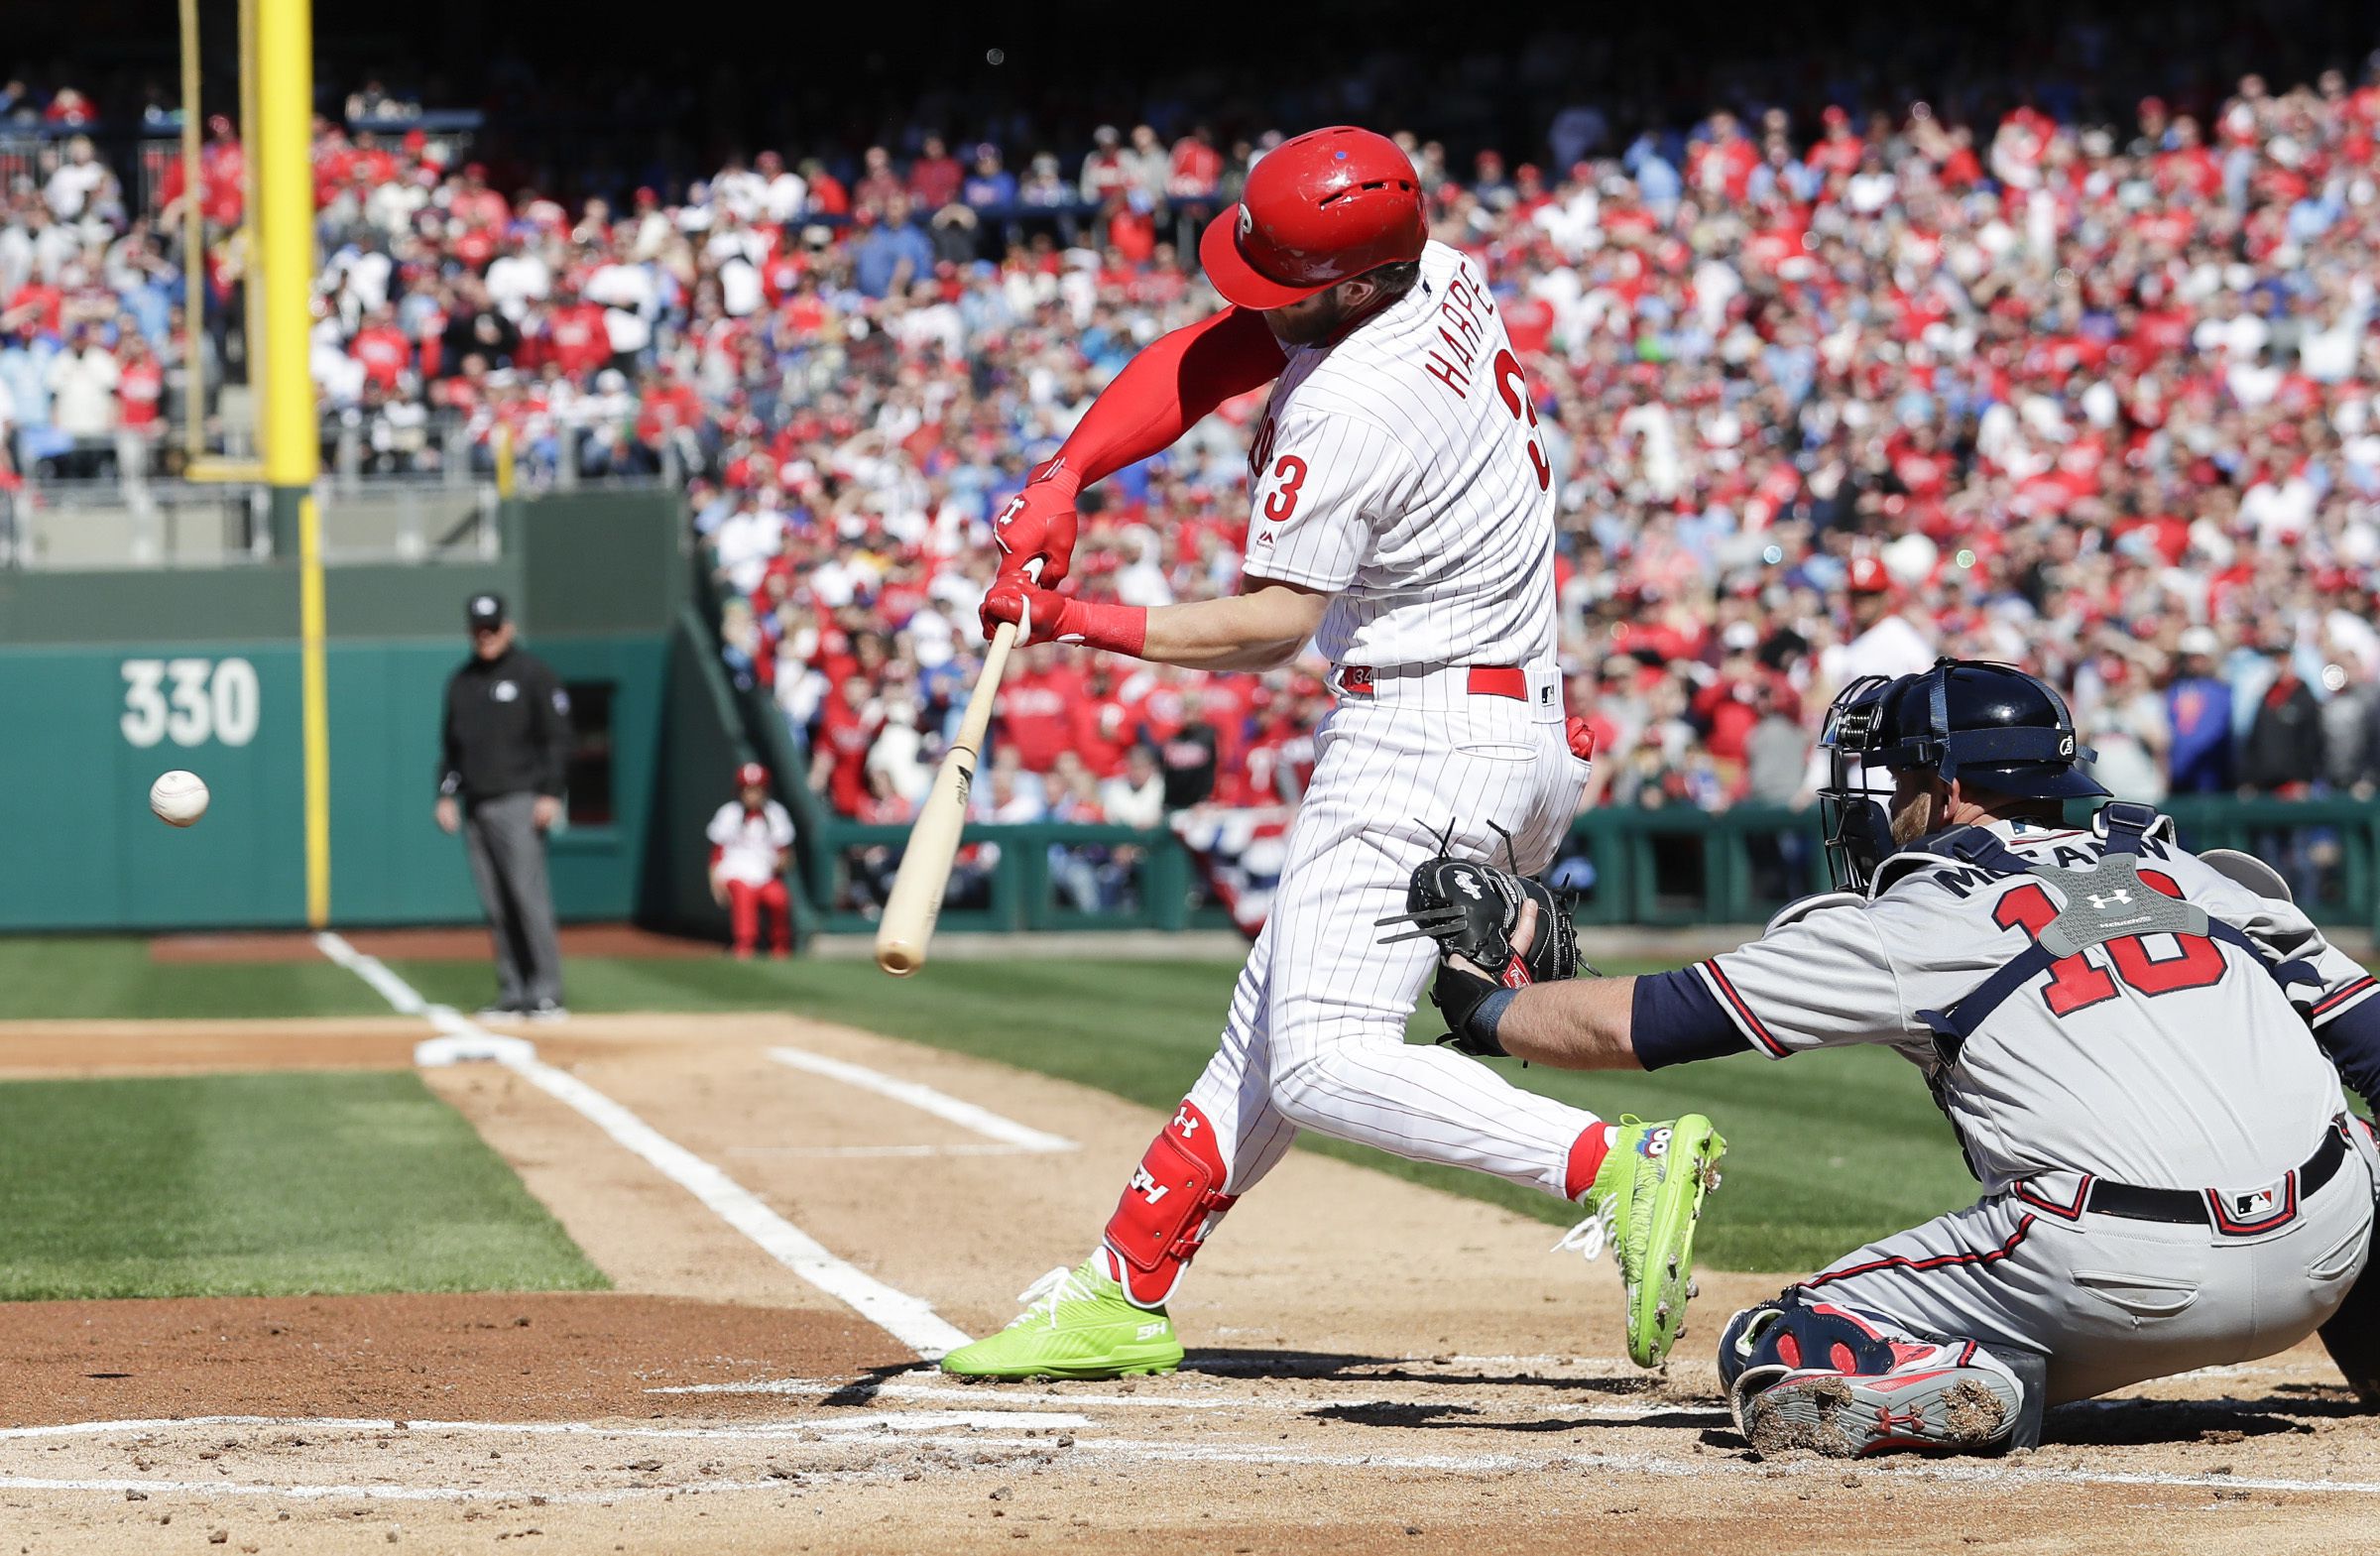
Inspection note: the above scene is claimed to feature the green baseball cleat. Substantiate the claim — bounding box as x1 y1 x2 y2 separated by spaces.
939 1258 1184 1380
1556 1114 1727 1369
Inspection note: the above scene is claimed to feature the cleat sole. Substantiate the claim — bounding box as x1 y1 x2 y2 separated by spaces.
1627 1117 1726 1370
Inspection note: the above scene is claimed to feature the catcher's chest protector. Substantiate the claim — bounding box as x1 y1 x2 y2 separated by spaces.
1902 803 2318 1064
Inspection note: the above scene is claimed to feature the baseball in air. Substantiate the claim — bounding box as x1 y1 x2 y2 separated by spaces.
149 770 209 827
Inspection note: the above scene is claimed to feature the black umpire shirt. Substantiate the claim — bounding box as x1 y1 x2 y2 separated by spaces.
439 646 573 803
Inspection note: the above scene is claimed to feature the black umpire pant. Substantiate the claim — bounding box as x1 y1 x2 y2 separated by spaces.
461 791 563 1008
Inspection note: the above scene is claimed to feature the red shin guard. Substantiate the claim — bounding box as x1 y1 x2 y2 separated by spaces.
1103 1101 1236 1308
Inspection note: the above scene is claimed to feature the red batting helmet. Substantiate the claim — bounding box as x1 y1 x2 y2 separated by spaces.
1199 126 1425 310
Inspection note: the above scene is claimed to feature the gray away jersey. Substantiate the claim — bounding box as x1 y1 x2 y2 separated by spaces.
1696 819 2377 1193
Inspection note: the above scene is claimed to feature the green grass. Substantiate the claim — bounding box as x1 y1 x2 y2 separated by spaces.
0 1070 608 1300
0 938 1985 1271
0 936 386 1020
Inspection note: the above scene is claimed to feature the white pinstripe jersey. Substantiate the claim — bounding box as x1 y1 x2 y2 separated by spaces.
1242 241 1558 670
1694 820 2372 1194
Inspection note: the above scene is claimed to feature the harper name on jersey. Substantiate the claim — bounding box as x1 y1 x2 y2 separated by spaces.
1242 241 1557 674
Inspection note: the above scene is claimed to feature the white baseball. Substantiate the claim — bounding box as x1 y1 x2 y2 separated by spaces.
150 770 210 827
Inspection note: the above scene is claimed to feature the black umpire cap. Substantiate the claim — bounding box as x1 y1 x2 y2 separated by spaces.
467 592 509 630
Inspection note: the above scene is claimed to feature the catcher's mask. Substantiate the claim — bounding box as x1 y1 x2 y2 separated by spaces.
1818 658 2108 893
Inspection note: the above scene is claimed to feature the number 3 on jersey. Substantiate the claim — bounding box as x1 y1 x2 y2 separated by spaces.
1261 454 1308 522
1493 348 1551 492
1992 871 2227 1017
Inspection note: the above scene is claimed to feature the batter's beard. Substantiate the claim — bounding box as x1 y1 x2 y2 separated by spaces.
1264 295 1349 348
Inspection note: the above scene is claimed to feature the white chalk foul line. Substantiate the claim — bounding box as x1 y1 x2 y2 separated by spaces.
765 1046 1076 1152
726 1143 1055 1160
10 1432 2380 1504
642 1376 1726 1423
0 1410 1087 1444
310 932 425 1016
313 932 973 1360
495 1054 971 1356
1058 1437 2380 1496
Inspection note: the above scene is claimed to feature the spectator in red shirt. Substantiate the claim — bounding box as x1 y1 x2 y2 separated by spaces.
115 330 162 451
852 147 904 216
907 136 964 212
1806 105 1864 176
350 305 412 392
1167 127 1223 199
810 673 885 817
542 284 610 381
995 653 1083 773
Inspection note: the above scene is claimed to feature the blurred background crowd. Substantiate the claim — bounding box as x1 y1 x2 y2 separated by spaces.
8 3 2380 847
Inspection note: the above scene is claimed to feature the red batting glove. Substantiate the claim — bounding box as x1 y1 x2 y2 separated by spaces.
979 573 1070 646
979 577 1149 656
992 459 1082 588
1565 715 1599 764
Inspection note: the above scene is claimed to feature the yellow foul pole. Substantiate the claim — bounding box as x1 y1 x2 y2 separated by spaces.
177 0 204 470
239 0 268 468
254 0 328 925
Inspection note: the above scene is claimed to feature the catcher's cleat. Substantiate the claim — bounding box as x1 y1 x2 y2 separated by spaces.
1554 1114 1726 1369
1740 1363 2021 1458
938 1259 1183 1380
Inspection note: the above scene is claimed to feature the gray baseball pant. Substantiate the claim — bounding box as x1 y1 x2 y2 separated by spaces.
461 791 564 1008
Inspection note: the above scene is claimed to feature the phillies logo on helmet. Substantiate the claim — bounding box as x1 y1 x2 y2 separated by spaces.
1237 203 1253 240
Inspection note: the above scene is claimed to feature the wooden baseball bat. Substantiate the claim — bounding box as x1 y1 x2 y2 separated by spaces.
875 620 1020 976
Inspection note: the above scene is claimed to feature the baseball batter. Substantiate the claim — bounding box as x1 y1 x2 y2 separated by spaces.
940 127 1724 1380
1412 659 2380 1455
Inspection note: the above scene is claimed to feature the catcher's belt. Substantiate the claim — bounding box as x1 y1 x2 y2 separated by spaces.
2013 1116 2354 1237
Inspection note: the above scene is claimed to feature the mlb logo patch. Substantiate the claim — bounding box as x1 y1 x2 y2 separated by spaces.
2232 1186 2278 1220
2208 1169 2296 1235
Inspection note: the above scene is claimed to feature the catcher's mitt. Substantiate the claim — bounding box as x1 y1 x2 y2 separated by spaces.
1376 855 1587 1056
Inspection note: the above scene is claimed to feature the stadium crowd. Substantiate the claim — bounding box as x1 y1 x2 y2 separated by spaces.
9 56 2380 839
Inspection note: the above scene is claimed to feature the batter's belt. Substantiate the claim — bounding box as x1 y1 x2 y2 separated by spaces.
1328 660 1565 721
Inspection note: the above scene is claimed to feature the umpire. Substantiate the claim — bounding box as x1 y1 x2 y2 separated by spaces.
435 592 571 1020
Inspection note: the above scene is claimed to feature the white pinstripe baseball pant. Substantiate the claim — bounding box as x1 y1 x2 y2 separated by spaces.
1180 682 1604 1204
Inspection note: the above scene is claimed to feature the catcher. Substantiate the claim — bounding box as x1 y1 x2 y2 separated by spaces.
1396 658 2380 1456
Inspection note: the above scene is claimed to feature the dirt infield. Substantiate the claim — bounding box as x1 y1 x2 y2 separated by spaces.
0 1293 902 1426
150 923 721 963
3 1013 2378 1552
0 1017 424 1077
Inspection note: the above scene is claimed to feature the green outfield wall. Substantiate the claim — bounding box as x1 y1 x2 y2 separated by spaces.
0 491 703 932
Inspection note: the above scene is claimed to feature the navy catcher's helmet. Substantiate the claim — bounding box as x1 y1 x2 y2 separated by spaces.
1819 658 2108 892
